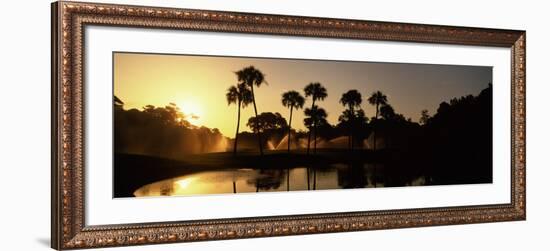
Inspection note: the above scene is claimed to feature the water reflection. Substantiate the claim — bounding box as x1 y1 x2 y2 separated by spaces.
134 163 427 197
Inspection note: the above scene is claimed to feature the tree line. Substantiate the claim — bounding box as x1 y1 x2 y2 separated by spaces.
114 100 228 159
226 65 411 156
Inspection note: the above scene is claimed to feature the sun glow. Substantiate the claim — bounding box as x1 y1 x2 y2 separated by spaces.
177 100 203 126
175 177 195 189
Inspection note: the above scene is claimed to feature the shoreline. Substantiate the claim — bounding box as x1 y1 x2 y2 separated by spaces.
114 149 381 197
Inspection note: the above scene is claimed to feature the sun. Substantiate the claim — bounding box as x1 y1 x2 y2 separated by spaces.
175 177 195 189
177 100 203 126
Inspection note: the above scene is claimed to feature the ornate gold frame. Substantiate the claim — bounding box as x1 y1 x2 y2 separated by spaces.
51 1 526 250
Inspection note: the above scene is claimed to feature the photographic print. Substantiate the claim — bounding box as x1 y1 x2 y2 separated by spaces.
113 52 493 198
52 2 526 249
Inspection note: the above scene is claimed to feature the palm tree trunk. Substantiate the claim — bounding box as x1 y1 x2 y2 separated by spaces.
250 85 264 156
233 181 237 193
313 123 317 154
349 105 354 151
306 100 316 189
233 101 241 156
373 103 379 152
306 100 316 155
287 106 293 153
373 103 379 188
313 124 318 190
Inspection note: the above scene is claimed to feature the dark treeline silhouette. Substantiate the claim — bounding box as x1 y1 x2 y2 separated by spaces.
226 83 493 187
421 84 493 184
114 101 228 160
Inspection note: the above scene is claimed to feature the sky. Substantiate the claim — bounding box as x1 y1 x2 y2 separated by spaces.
114 52 492 138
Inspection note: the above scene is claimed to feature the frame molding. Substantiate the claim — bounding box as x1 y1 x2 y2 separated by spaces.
51 1 526 249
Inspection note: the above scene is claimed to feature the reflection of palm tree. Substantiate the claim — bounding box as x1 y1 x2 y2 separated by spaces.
236 66 268 155
339 90 362 150
304 82 327 155
226 83 253 156
304 106 327 190
368 91 388 151
281 91 305 153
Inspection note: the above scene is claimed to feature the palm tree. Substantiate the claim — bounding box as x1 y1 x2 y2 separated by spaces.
367 91 388 151
304 106 328 154
304 106 328 190
226 83 253 156
281 91 305 153
304 82 327 155
367 91 387 188
236 66 268 155
339 90 362 150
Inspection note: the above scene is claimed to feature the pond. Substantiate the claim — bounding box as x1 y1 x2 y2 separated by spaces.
133 164 427 197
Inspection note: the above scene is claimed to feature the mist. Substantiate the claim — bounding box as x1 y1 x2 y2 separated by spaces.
114 103 229 159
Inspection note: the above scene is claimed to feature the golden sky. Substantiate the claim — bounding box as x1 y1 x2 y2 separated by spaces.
114 52 491 138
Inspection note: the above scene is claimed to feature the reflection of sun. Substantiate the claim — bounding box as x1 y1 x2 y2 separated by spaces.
175 177 195 189
177 101 203 126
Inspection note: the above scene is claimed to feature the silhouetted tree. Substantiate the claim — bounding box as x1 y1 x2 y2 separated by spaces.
338 110 354 128
281 90 305 153
380 104 395 120
340 90 362 150
304 82 328 155
419 109 431 125
247 112 287 133
114 103 226 158
423 84 492 185
236 66 268 155
142 103 190 127
304 106 328 190
368 91 388 151
226 83 253 156
338 108 369 149
304 106 328 154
